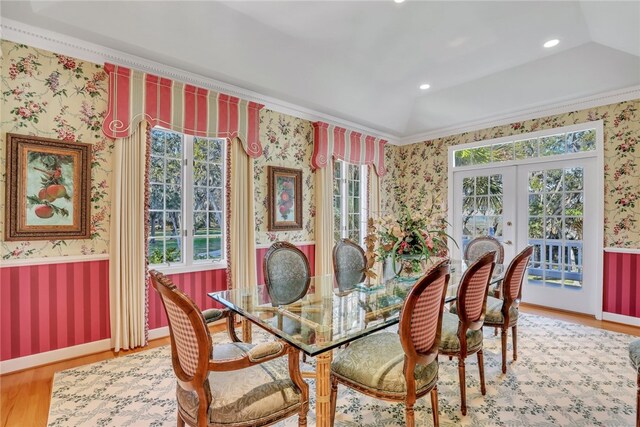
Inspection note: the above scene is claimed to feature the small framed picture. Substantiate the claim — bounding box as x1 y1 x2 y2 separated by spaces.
267 166 303 231
4 133 92 241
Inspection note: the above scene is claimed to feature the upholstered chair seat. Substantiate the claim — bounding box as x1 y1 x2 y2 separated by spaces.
331 332 438 397
439 312 484 353
176 342 303 426
202 308 224 324
451 297 518 327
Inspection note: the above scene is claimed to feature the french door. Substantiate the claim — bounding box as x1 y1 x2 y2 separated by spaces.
452 157 597 315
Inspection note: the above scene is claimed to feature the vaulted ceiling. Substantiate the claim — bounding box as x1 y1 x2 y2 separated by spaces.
2 1 639 142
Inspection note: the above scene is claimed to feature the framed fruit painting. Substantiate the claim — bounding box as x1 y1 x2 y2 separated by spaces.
267 166 303 231
5 133 91 241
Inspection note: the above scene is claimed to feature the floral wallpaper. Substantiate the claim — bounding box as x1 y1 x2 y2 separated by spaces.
380 143 402 215
254 109 315 245
1 41 113 260
397 99 640 247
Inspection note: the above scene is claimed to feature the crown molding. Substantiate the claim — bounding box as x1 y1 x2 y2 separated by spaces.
1 18 399 143
398 85 640 146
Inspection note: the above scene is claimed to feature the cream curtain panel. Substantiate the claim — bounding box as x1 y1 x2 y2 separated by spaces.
368 167 383 280
228 137 258 291
109 121 149 352
314 163 335 277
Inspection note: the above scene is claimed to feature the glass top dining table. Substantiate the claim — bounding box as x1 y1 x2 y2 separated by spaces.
208 259 504 427
209 260 504 357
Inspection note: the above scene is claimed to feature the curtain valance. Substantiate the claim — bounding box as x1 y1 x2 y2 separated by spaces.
102 64 264 158
311 121 387 176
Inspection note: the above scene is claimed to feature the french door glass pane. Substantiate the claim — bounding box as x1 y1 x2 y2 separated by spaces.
527 168 584 288
461 173 504 255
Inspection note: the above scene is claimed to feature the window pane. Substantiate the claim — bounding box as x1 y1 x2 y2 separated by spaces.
491 143 514 162
455 149 473 166
541 134 565 156
472 146 491 164
164 212 181 236
567 130 595 152
515 138 538 159
192 137 225 262
148 130 184 265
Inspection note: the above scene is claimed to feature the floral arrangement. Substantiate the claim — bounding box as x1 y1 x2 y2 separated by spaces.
372 199 455 276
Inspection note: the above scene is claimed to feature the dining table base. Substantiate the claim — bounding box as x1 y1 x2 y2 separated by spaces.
315 350 333 427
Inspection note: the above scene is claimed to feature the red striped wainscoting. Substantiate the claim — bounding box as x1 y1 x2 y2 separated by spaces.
148 268 228 330
255 243 316 285
603 251 640 317
0 260 110 361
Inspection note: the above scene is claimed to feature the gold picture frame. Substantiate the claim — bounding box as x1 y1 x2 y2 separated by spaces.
267 166 303 231
5 133 92 241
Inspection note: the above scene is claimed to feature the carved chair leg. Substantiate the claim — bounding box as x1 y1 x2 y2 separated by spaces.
512 325 518 361
405 402 415 427
501 327 508 374
477 349 486 395
330 376 338 426
177 411 185 427
458 357 467 416
430 386 440 427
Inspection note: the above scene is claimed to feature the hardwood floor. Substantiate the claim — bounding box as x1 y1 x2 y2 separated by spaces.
1 309 637 427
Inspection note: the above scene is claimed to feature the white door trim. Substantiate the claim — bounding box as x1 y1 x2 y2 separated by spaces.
447 120 604 319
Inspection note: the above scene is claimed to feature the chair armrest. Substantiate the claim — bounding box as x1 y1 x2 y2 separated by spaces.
208 340 290 371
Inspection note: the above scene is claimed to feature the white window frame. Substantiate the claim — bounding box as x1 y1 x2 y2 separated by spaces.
151 129 227 274
334 160 368 246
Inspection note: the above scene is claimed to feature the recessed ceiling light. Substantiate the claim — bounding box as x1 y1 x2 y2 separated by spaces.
394 0 405 3
419 83 431 90
543 39 560 48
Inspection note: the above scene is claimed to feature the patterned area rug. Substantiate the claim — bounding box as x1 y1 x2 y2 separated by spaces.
48 314 637 426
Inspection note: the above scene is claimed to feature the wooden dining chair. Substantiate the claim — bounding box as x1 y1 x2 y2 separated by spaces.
465 236 504 298
441 251 495 415
150 270 309 427
263 242 311 306
333 238 366 293
329 259 450 427
629 339 640 427
464 236 504 264
483 245 534 373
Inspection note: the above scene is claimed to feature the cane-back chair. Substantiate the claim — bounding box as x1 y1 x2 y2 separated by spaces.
150 270 309 427
482 245 533 373
442 251 495 415
329 259 451 427
263 242 311 306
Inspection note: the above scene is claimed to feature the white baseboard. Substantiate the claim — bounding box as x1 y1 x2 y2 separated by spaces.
148 326 170 340
0 338 112 375
602 312 640 327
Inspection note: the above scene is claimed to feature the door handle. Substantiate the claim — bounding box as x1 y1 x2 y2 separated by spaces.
504 240 513 245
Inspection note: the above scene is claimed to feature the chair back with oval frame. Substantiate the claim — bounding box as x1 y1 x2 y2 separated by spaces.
263 242 311 306
333 238 367 292
464 236 504 264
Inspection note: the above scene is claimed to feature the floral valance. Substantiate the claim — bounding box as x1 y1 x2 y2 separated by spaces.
102 64 264 158
311 121 387 176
